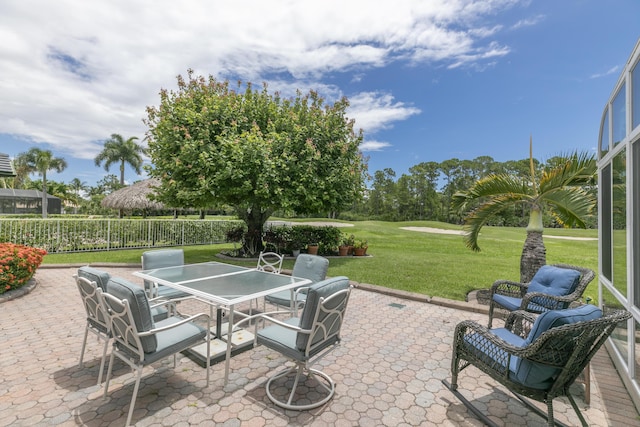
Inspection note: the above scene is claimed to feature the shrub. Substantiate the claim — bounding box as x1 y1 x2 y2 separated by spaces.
0 243 47 294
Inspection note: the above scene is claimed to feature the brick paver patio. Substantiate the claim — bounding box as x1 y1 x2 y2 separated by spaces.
1 265 638 426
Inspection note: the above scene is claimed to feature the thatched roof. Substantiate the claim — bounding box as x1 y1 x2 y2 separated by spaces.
101 178 165 210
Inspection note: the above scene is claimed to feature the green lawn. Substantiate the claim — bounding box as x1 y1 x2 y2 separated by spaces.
43 220 599 302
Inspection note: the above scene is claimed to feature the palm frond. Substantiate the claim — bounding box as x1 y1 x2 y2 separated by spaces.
542 187 596 228
462 193 531 251
452 173 530 213
539 151 596 192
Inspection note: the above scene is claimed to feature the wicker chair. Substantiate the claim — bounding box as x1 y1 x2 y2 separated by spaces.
443 306 631 427
487 264 595 328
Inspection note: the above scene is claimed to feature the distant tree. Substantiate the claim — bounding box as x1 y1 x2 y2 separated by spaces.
69 178 89 214
451 139 596 282
145 71 366 254
94 134 145 186
15 148 67 218
95 134 145 217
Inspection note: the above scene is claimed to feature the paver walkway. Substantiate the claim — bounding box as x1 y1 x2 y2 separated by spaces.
1 265 638 426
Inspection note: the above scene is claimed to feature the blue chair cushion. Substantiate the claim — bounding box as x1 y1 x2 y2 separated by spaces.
292 254 329 284
527 265 581 297
464 305 602 390
515 305 602 389
297 276 350 351
492 294 551 313
141 249 185 295
143 316 207 365
77 266 111 291
106 277 157 353
257 317 304 361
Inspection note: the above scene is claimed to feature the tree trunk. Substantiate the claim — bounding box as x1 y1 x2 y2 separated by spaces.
520 206 546 282
41 174 48 219
237 205 271 256
520 230 546 283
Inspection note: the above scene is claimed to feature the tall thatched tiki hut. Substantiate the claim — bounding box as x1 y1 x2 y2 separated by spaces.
101 178 165 218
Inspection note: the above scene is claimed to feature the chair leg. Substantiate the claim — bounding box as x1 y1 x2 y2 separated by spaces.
566 392 589 427
487 303 495 328
97 336 109 385
79 326 89 368
265 363 336 410
125 366 144 427
103 351 116 399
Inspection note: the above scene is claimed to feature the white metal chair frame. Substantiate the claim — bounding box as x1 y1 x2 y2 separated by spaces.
75 275 111 385
98 289 210 427
236 284 351 410
256 251 284 273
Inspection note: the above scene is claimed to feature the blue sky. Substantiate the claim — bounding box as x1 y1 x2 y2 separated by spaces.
0 0 638 188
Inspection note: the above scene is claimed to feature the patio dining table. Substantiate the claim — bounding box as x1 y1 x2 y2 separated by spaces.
133 261 311 384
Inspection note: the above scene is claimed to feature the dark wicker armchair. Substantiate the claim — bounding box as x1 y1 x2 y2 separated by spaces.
487 264 595 328
443 306 630 427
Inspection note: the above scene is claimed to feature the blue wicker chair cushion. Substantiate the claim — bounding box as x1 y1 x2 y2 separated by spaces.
77 266 111 291
106 277 157 353
515 305 602 388
527 265 581 297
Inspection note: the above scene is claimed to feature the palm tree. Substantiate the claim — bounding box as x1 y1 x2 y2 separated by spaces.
94 134 145 186
69 178 89 214
451 137 596 282
16 148 67 218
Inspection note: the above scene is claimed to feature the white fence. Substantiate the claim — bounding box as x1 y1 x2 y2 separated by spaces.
0 218 242 253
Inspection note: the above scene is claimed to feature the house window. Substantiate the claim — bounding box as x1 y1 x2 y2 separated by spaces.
613 83 627 147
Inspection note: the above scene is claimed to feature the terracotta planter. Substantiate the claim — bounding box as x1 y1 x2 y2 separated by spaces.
307 245 319 255
338 245 350 256
354 247 367 256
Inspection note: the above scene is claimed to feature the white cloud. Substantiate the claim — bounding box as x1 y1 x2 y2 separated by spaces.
348 92 421 134
0 0 522 160
360 140 392 152
590 66 621 79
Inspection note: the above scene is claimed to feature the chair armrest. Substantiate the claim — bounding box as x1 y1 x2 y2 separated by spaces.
232 310 312 334
454 320 525 357
504 310 538 338
520 292 576 312
138 312 210 336
490 279 528 299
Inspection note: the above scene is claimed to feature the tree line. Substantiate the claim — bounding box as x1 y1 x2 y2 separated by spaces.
342 154 597 230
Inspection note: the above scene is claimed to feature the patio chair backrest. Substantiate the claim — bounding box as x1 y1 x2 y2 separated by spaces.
257 251 284 273
296 276 351 354
75 275 109 333
105 277 157 353
77 266 111 291
527 265 581 297
516 304 602 389
292 254 329 284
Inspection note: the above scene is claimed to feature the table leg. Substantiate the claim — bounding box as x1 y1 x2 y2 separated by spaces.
224 305 235 385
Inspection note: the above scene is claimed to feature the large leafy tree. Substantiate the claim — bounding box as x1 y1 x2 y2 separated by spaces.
15 148 67 218
94 134 145 186
144 71 367 254
451 138 596 282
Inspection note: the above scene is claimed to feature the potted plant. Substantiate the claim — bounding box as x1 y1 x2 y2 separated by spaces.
353 239 368 256
338 233 355 256
307 243 319 255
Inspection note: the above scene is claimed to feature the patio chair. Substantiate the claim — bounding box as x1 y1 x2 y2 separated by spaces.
75 266 169 384
487 264 595 328
74 269 112 385
244 276 351 410
443 305 631 427
256 251 284 273
264 254 329 313
99 277 210 427
141 248 191 300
